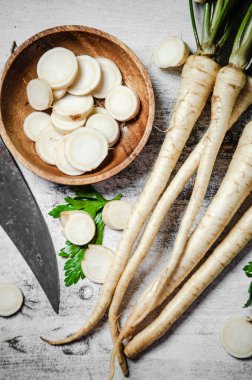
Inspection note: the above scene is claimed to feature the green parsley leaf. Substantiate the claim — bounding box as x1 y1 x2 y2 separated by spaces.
59 241 81 258
73 185 106 201
48 204 76 218
243 261 252 278
64 197 106 218
244 282 252 308
91 211 104 245
63 247 86 287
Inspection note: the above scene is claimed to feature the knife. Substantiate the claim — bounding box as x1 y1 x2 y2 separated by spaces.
0 138 60 313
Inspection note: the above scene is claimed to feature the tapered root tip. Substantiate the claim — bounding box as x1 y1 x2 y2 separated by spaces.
40 336 70 346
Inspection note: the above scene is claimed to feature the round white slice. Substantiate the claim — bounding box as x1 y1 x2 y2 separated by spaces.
102 200 132 230
23 111 51 142
0 283 23 317
154 36 189 68
54 139 84 175
51 112 85 134
86 113 120 147
53 88 67 100
105 85 140 121
65 128 108 171
60 210 87 227
37 47 78 90
81 245 114 284
92 57 122 99
53 93 94 121
27 78 53 111
35 125 63 165
220 316 252 359
68 55 101 95
63 211 95 245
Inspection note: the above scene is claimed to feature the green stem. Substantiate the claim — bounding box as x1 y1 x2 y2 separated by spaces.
230 4 252 69
189 0 201 51
209 0 237 45
202 2 212 45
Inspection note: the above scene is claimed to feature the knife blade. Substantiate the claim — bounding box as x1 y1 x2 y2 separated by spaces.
0 138 60 313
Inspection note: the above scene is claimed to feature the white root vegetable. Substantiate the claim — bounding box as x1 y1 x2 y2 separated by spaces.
124 206 252 358
23 111 51 142
145 66 245 323
220 316 252 359
93 57 122 99
60 210 86 227
105 85 140 122
62 211 96 246
27 78 53 111
102 200 132 230
86 114 120 147
37 47 78 90
53 93 94 122
81 245 114 284
35 125 63 165
0 283 23 317
65 128 108 172
40 57 219 363
108 77 252 369
154 37 189 68
68 55 101 95
53 88 67 100
122 120 252 341
54 139 84 176
51 111 86 134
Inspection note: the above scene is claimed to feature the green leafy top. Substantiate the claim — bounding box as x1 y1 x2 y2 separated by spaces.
243 261 252 308
50 186 121 287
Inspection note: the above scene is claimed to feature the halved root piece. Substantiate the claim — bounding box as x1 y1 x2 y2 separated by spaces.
53 88 67 100
62 211 96 245
54 139 84 176
68 55 101 95
154 36 189 68
35 125 63 165
86 114 120 147
0 283 23 317
124 206 252 358
51 111 85 134
81 245 114 284
93 57 122 99
23 111 51 142
37 47 78 90
27 78 53 111
220 316 252 359
53 94 94 121
105 85 140 121
102 200 132 230
65 128 108 171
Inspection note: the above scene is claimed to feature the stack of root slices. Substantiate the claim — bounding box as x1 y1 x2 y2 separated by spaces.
24 47 140 175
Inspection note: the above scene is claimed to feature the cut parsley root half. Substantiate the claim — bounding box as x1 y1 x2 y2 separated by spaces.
53 93 94 121
35 125 63 165
93 57 122 99
81 245 114 284
154 36 189 68
86 113 120 147
105 85 140 121
62 211 96 245
0 283 23 317
68 55 101 95
102 200 132 230
54 139 84 176
23 111 51 142
51 111 86 134
26 78 53 111
220 316 252 358
65 128 108 171
37 47 78 90
53 88 67 100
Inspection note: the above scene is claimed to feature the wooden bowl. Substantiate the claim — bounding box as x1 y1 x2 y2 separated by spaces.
0 26 155 185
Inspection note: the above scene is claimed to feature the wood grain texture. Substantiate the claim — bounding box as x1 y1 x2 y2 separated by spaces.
0 1 251 379
0 25 154 185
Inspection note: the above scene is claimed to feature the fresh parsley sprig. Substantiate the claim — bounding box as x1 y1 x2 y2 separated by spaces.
49 186 121 287
243 261 252 308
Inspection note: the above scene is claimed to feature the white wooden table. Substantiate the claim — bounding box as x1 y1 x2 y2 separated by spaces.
0 1 251 379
